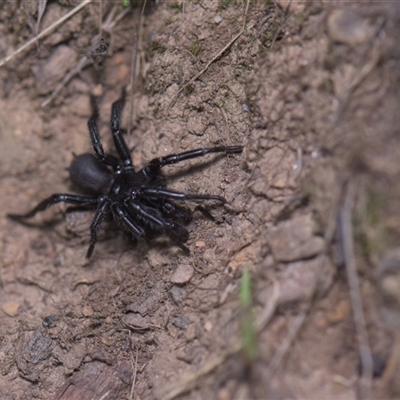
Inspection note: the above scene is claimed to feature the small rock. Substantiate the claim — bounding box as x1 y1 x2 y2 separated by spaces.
101 334 113 346
204 320 212 331
2 300 20 317
42 315 57 328
214 15 223 24
327 9 371 46
169 285 184 305
172 316 191 330
375 247 400 330
268 214 325 262
171 264 194 284
195 240 205 248
277 256 335 305
124 313 152 330
271 178 287 189
276 0 305 12
82 305 94 317
316 299 351 328
126 282 165 316
15 328 55 382
176 346 196 364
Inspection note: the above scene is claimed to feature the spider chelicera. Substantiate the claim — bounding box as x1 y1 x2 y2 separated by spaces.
8 92 243 258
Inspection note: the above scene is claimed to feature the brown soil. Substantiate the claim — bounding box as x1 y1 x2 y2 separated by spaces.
1 1 400 399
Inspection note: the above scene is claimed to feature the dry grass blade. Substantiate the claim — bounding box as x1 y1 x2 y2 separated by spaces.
340 181 373 399
127 0 147 137
0 0 93 69
381 332 400 395
40 57 90 108
129 347 139 400
266 312 306 380
36 0 48 36
334 17 384 122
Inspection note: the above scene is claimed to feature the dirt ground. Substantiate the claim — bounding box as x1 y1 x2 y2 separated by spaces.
1 1 400 399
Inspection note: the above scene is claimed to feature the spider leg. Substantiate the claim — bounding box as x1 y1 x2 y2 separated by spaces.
144 198 192 222
142 187 226 203
86 198 111 258
8 194 99 220
126 200 189 243
140 145 243 178
110 203 146 250
88 96 120 169
110 91 134 169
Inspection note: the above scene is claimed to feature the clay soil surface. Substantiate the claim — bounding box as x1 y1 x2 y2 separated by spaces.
1 1 400 399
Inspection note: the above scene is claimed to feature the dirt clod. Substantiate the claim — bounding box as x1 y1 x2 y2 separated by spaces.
171 264 194 284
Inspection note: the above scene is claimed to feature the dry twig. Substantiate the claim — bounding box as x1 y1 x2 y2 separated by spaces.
129 346 139 400
127 0 147 137
340 181 373 399
334 17 385 122
266 312 306 380
0 0 93 69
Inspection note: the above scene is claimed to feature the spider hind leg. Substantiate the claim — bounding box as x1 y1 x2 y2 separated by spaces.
8 194 99 221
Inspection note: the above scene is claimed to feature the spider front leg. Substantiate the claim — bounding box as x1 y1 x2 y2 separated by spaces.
109 91 134 169
8 194 99 221
140 145 243 178
88 97 120 169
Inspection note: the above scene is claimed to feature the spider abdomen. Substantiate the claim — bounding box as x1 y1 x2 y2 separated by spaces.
69 153 113 194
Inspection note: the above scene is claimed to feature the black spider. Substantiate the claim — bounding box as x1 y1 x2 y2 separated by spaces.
8 92 243 258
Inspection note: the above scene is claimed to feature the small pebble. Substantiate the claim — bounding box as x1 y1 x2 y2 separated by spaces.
195 240 205 248
2 301 20 317
82 305 94 317
327 9 371 46
92 83 103 97
169 285 184 304
204 320 213 331
172 316 191 330
214 15 223 24
42 315 57 328
171 264 194 284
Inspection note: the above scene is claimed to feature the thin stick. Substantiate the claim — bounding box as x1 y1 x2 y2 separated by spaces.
0 0 93 69
266 312 306 380
334 17 384 123
129 347 139 400
41 57 90 107
98 0 103 36
381 333 400 394
340 181 373 399
128 0 147 137
168 0 251 109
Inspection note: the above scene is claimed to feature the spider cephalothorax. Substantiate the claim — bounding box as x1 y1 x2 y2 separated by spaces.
8 92 243 258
